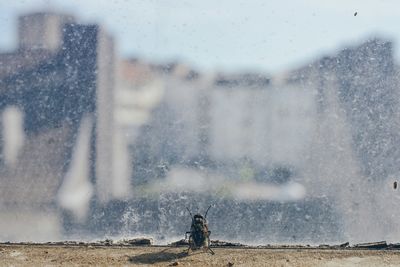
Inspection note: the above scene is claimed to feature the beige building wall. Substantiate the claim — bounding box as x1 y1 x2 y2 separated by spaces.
95 27 116 203
209 83 316 168
18 12 74 51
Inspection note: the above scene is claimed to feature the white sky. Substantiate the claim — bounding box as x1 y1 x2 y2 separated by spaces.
0 0 399 73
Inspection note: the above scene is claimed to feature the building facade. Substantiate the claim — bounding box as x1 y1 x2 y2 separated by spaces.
0 12 116 240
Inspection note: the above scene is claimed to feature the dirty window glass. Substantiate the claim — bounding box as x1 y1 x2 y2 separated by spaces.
0 0 400 245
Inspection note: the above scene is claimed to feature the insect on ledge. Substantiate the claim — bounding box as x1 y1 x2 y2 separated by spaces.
185 205 215 255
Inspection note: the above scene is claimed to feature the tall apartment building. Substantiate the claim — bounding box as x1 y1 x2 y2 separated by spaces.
0 12 115 240
288 39 400 182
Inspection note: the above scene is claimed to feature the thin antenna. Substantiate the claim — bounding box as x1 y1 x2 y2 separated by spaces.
186 207 193 219
204 205 212 219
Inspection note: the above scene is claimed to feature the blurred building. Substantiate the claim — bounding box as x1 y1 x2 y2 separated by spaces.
129 68 316 185
209 73 315 171
287 39 400 183
0 12 115 240
129 62 212 185
126 38 400 209
112 58 165 198
122 38 400 242
282 39 400 240
18 12 75 52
